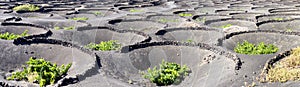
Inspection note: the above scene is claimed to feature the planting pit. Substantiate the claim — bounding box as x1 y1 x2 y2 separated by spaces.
192 14 231 24
119 7 145 13
0 39 96 87
194 6 221 14
18 18 89 30
0 22 49 39
251 6 273 13
258 19 300 32
10 13 64 19
97 42 240 87
215 9 245 15
49 26 150 50
108 19 165 34
206 18 257 33
269 8 300 14
146 14 185 28
230 13 262 20
228 6 252 11
256 14 300 22
44 8 75 15
156 27 223 45
77 9 118 17
270 10 300 14
222 31 300 54
116 14 152 21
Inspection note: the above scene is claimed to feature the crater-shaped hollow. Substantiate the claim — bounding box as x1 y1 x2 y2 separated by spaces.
50 27 149 49
160 29 223 45
0 41 95 86
99 45 237 87
109 20 165 34
0 24 48 40
222 32 300 54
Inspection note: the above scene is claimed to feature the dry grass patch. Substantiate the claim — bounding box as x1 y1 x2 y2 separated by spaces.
265 47 300 82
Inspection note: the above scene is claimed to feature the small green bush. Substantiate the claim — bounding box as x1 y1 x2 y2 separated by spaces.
0 30 28 40
273 18 284 21
63 26 75 30
129 9 143 12
93 11 103 16
6 57 72 87
220 24 232 29
13 4 40 12
54 26 60 30
286 28 293 32
142 60 190 86
186 39 194 43
85 40 121 51
234 41 278 55
54 26 75 30
158 18 179 23
71 17 89 21
195 17 206 23
178 13 193 17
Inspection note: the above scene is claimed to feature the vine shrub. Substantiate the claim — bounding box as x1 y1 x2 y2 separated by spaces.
234 41 278 55
0 30 28 40
6 57 72 87
13 4 40 12
85 40 121 51
142 60 190 86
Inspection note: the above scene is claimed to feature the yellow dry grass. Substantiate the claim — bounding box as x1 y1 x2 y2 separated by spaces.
265 47 300 82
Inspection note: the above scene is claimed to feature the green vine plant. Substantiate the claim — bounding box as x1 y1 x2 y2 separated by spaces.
71 17 89 21
85 40 121 51
54 26 75 30
158 18 179 23
54 26 60 30
234 41 278 55
6 57 72 87
63 26 75 30
185 39 194 43
129 9 143 12
142 60 190 86
178 13 193 17
273 17 284 21
0 30 28 40
219 24 232 29
93 11 103 16
13 4 40 12
286 28 292 32
195 17 206 23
